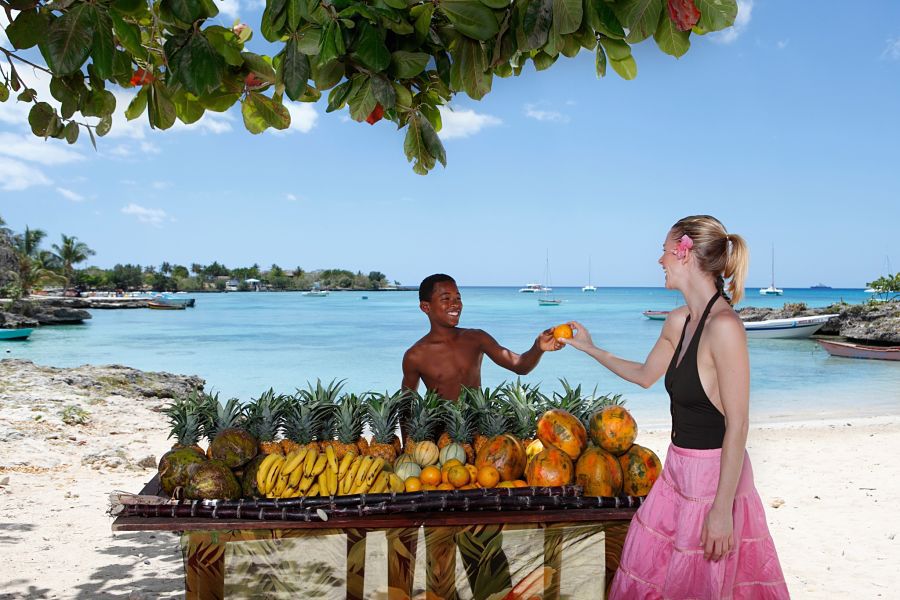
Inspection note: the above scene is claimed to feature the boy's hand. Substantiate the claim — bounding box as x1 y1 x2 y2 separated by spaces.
538 328 564 352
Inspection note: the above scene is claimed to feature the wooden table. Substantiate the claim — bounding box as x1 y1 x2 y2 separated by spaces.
113 478 636 599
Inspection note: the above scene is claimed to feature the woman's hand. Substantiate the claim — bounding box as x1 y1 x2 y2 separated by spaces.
538 328 564 352
701 505 734 561
559 320 595 352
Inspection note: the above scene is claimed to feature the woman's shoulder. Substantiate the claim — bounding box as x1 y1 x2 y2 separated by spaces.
706 304 746 340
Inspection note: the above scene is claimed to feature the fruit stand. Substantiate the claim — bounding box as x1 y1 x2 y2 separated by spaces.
119 382 661 599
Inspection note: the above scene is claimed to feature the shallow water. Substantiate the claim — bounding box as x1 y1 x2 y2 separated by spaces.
5 287 897 426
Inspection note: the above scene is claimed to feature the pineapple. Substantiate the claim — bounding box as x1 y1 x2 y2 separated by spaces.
163 393 205 453
437 388 469 449
200 393 244 443
442 400 476 464
464 385 507 453
547 378 587 415
503 379 543 448
366 390 407 462
245 388 287 454
296 379 344 452
333 393 367 459
281 392 326 454
403 389 443 457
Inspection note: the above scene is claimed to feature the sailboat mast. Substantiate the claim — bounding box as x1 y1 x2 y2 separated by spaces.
771 245 775 288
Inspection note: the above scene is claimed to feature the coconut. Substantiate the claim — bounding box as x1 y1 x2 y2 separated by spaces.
208 427 258 469
240 454 266 498
158 447 207 496
184 460 242 500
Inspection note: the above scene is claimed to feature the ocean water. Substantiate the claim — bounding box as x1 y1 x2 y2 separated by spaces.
4 287 898 427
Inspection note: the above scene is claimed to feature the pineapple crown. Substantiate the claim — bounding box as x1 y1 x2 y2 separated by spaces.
464 385 509 436
282 393 326 444
334 393 366 443
441 399 474 444
502 378 543 439
365 389 407 444
404 389 444 442
548 378 587 414
200 393 244 441
296 378 344 439
244 388 287 442
163 393 204 446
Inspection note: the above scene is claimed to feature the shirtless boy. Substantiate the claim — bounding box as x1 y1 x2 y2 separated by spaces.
402 274 561 398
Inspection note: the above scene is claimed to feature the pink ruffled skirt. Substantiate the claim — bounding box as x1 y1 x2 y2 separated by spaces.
609 444 789 599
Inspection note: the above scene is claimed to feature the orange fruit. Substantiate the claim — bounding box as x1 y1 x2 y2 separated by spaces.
497 481 516 488
476 465 500 488
512 480 529 487
465 464 478 481
459 484 478 490
437 482 455 491
442 458 463 470
420 465 441 486
447 465 470 488
553 324 573 339
422 484 437 491
404 476 422 492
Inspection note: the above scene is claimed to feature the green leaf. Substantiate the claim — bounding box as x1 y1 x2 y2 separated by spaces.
619 0 663 44
589 0 624 38
552 0 583 36
533 50 557 70
110 12 146 60
288 0 308 30
393 82 413 110
199 84 242 112
326 80 353 112
83 89 116 117
312 59 344 90
64 121 79 144
440 0 499 41
318 22 343 66
205 26 244 66
174 90 205 124
390 51 430 79
28 102 55 137
480 0 510 8
599 37 631 61
347 77 378 122
125 86 149 120
414 5 434 43
0 85 9 103
148 82 177 129
594 44 606 77
47 4 95 76
297 28 322 54
351 22 391 72
451 38 491 100
241 92 290 133
523 0 553 50
111 0 145 15
654 11 690 57
96 115 113 136
418 114 446 167
241 52 277 82
89 7 115 79
162 0 204 24
282 38 310 101
165 32 225 96
370 75 396 109
6 9 48 50
695 0 737 32
383 0 406 8
610 55 637 79
404 113 436 175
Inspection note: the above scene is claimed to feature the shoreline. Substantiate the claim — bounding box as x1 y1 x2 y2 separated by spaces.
0 359 898 597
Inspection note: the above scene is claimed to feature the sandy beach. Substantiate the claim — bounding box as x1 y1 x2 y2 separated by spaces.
0 359 898 599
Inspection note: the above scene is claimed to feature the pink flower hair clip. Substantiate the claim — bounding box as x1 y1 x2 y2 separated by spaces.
675 234 693 259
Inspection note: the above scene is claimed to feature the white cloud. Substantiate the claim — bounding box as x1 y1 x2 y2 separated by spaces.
121 203 169 227
0 132 85 165
438 106 502 139
57 187 85 202
711 0 753 45
108 145 133 158
152 181 171 190
523 104 570 123
270 102 318 135
140 141 161 154
883 38 900 61
286 193 299 201
776 39 789 50
0 159 51 191
217 0 241 19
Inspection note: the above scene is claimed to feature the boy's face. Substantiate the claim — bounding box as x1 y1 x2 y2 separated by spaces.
420 281 462 327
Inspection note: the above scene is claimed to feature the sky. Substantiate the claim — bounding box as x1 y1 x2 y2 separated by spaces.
1 0 899 288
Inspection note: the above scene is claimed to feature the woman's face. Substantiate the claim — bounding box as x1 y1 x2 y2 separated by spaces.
658 231 682 289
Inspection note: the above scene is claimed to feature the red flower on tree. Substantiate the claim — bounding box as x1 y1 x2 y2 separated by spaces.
129 68 154 87
365 104 384 125
244 73 265 89
667 0 701 31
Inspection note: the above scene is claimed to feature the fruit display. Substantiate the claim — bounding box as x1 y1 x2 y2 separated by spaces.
155 379 661 501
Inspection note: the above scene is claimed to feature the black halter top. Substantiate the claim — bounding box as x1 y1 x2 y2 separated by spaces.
664 292 727 450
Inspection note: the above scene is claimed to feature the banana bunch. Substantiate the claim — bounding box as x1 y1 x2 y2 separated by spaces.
255 446 405 498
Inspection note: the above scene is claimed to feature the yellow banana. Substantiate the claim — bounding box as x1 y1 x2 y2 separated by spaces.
289 464 304 488
264 455 286 494
310 454 327 477
318 471 329 497
256 453 281 493
273 474 289 497
364 458 386 487
350 478 372 495
303 448 319 476
298 475 314 493
370 471 389 494
388 473 405 493
307 483 319 496
327 469 337 496
338 451 357 480
325 445 338 474
341 457 363 494
283 486 297 498
282 448 308 475
353 456 374 487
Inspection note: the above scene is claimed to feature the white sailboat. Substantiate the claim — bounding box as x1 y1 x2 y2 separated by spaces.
538 251 561 306
582 257 596 292
759 245 783 296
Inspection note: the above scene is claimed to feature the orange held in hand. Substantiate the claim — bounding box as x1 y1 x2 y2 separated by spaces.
553 324 573 340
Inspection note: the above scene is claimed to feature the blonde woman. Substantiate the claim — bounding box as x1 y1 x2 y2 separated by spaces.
562 216 788 599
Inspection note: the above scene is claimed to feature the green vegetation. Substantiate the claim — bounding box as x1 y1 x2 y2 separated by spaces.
1 215 395 295
0 0 737 174
866 273 900 302
60 404 91 426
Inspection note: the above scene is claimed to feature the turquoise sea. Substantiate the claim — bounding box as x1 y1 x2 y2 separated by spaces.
4 288 898 428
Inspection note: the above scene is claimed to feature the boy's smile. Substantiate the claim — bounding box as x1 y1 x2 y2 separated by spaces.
421 281 463 327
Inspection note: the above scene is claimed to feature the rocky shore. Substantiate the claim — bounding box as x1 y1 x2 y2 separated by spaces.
739 300 899 344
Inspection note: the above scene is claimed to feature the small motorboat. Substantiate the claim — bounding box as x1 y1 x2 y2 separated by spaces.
519 283 550 293
538 298 562 306
155 294 195 307
642 310 669 321
742 314 838 339
301 290 329 297
817 339 900 361
0 328 34 340
148 300 186 310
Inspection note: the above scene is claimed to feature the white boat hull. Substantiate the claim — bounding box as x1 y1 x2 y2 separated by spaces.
759 287 783 296
743 315 838 339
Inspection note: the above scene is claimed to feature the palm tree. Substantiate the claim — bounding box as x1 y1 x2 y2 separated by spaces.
13 226 46 258
51 235 95 288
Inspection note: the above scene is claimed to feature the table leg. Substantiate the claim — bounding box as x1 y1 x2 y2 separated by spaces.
182 531 225 600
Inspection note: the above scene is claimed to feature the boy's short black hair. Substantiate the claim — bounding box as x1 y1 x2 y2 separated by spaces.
419 274 456 302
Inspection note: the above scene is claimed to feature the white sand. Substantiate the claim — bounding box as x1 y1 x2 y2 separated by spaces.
1 365 898 598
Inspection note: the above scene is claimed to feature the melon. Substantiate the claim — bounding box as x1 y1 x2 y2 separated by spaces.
439 442 467 466
575 447 623 497
475 434 527 482
394 461 422 482
589 406 637 455
412 440 439 466
537 409 587 460
618 444 662 496
525 447 574 487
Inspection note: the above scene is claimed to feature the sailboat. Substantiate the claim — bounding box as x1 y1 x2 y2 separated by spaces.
538 251 562 306
582 257 596 292
759 245 784 296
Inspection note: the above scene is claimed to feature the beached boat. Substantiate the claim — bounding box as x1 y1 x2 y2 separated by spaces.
817 339 900 361
642 310 669 321
148 300 186 310
0 328 34 340
742 314 838 339
518 283 550 293
759 245 783 296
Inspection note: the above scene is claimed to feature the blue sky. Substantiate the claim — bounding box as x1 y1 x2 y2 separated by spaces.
1 0 898 288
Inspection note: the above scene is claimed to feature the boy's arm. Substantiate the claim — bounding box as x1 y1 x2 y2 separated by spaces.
401 349 421 392
478 329 554 376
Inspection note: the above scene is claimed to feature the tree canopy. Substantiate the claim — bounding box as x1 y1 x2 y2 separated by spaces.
1 0 737 173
